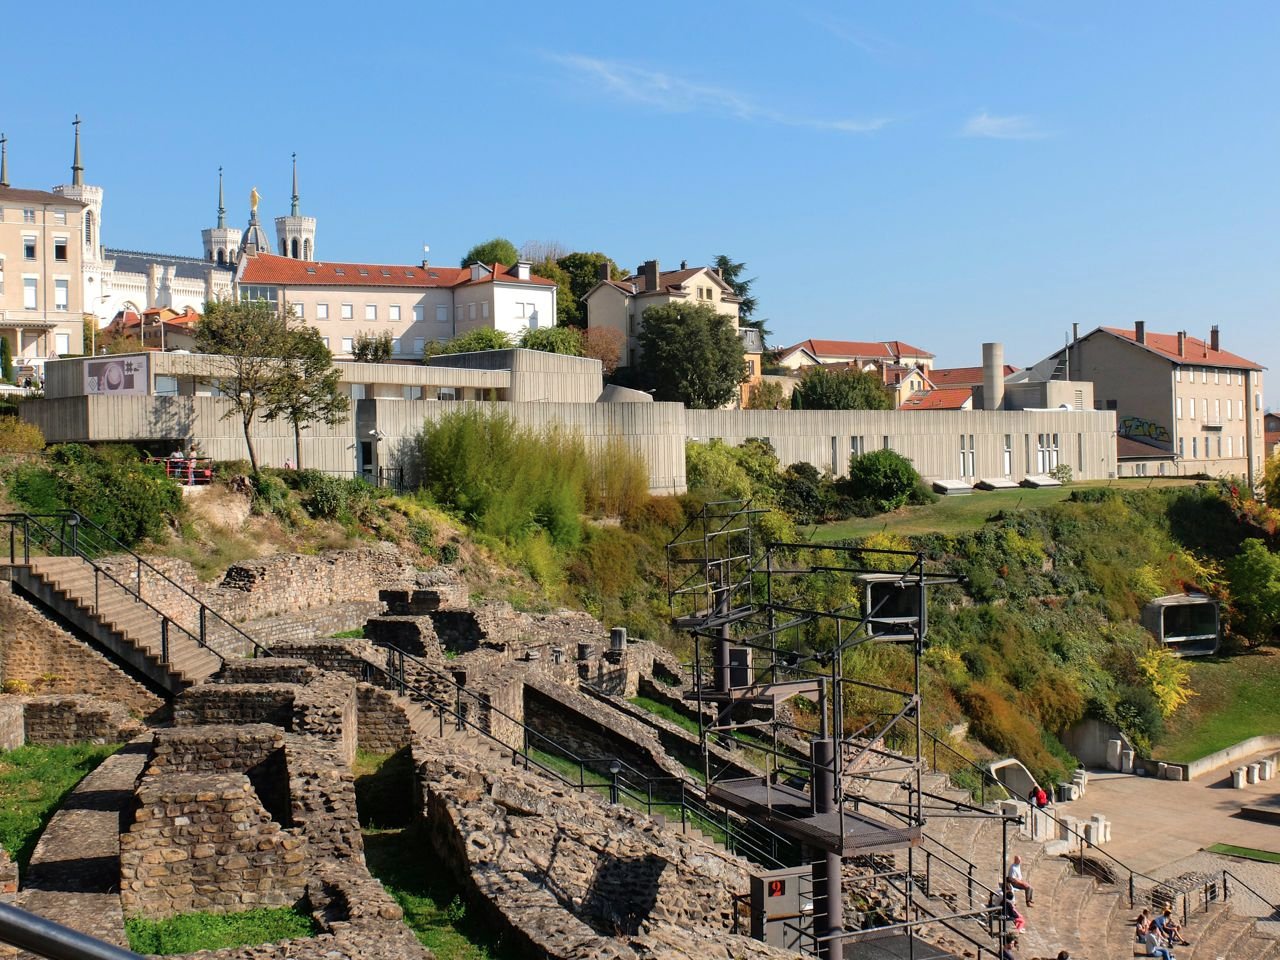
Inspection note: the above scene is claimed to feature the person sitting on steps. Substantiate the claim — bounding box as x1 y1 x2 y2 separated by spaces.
1145 924 1176 960
1007 855 1034 906
1155 909 1190 946
1134 908 1152 942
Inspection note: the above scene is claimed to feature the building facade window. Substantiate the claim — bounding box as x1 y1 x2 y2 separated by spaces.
1226 436 1233 457
23 237 36 260
341 337 353 354
468 303 476 320
391 338 401 355
482 302 490 319
22 209 35 223
1178 437 1185 457
959 434 975 478
389 305 401 322
882 436 891 450
341 303 353 320
23 277 37 310
413 337 425 355
1176 397 1182 418
54 239 68 261
1189 398 1195 420
1003 434 1013 477
1175 368 1181 382
1035 433 1060 473
55 332 70 356
54 208 66 225
54 279 68 312
851 436 864 456
316 303 329 319
435 305 448 326
365 304 377 321
1214 399 1220 422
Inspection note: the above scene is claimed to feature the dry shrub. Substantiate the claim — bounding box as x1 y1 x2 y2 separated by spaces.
0 417 44 455
587 437 649 519
960 680 1065 781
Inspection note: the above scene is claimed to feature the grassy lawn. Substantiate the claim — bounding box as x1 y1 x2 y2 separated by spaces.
802 477 1199 541
125 906 317 954
1153 648 1280 762
629 695 700 735
364 828 513 960
1207 843 1280 864
0 742 120 873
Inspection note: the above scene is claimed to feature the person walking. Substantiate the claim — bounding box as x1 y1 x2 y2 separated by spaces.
1007 855 1034 906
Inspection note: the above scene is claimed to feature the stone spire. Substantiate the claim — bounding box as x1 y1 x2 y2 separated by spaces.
71 115 83 187
0 132 8 188
217 166 226 229
290 153 299 216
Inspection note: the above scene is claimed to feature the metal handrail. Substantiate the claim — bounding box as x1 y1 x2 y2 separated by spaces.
358 644 793 866
1223 869 1279 915
0 901 143 960
1 514 229 671
59 512 271 658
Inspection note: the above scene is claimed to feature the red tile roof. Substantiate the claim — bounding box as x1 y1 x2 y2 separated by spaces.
0 185 85 206
899 388 972 410
239 253 553 289
627 267 705 294
929 364 1020 387
1101 327 1263 370
780 338 936 361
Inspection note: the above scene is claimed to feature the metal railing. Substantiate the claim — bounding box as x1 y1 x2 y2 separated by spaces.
356 642 796 868
0 511 272 666
1222 869 1279 918
0 901 143 960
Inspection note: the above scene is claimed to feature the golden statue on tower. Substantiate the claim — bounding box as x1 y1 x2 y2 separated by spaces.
250 187 261 214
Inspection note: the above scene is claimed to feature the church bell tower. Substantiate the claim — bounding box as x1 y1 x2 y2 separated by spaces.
274 153 316 260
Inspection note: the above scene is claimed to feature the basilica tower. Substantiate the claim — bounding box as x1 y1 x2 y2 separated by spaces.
274 154 316 260
52 116 108 322
201 168 242 266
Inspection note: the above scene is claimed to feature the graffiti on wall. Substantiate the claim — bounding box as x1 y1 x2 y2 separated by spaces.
1119 416 1171 446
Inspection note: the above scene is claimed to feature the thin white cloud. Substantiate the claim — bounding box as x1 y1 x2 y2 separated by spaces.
962 111 1052 140
549 54 889 134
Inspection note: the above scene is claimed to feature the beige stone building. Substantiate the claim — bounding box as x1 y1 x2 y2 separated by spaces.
1031 323 1267 485
776 338 935 374
234 253 557 359
0 164 87 371
583 260 761 402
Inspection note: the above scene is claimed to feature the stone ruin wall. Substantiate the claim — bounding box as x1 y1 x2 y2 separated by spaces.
0 585 165 720
417 732 796 960
119 772 308 919
21 694 142 745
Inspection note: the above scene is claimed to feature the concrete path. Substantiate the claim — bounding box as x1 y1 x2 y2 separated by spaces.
1063 750 1280 875
16 737 149 954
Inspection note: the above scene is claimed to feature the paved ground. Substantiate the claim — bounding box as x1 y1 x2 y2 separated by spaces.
1056 750 1280 926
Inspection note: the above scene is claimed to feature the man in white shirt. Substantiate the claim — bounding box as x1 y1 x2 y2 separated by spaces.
1007 855 1034 906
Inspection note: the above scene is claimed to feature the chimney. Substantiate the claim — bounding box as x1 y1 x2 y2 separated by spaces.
514 260 531 281
1177 331 1186 357
1210 325 1219 352
1071 322 1079 343
1135 321 1146 344
643 259 659 292
421 259 429 269
597 261 610 281
680 259 688 270
982 342 1005 411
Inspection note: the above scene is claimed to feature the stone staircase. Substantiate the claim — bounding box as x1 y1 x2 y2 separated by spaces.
13 555 222 694
855 761 1280 960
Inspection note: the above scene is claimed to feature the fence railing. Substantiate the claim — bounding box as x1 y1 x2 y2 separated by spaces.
0 900 143 960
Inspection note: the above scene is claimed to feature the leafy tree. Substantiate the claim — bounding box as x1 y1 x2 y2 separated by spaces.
436 328 513 355
557 252 624 327
351 330 393 363
583 326 623 376
745 380 788 410
790 366 891 410
100 331 145 355
461 237 519 268
712 254 757 321
0 337 11 382
713 253 771 348
531 257 574 325
1265 451 1280 508
520 326 583 356
265 326 350 470
1225 538 1280 641
635 302 746 409
194 299 295 474
842 449 924 512
81 315 99 356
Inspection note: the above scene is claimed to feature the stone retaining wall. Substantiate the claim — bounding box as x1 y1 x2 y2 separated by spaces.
23 694 142 744
175 684 296 729
214 657 318 686
356 684 413 754
0 586 165 720
417 733 794 959
119 772 308 919
242 601 385 647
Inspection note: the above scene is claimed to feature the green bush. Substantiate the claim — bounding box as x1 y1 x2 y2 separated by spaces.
0 417 45 455
8 444 182 549
841 449 926 513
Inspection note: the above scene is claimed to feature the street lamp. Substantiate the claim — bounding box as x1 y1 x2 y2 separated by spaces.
608 759 621 805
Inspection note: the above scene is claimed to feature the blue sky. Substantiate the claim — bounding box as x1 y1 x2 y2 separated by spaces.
6 2 1278 401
